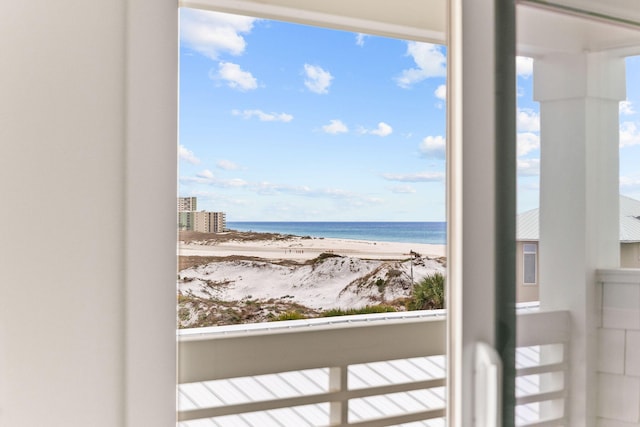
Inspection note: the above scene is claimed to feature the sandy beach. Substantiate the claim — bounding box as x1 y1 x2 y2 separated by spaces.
179 234 446 261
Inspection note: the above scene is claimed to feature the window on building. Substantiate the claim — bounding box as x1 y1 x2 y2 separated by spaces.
523 242 537 284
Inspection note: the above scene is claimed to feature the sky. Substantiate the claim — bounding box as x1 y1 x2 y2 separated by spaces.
178 8 640 222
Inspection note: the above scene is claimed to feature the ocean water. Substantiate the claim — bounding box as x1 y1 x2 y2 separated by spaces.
226 221 447 245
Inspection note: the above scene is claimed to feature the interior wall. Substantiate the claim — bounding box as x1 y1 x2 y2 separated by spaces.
0 2 126 425
0 1 177 426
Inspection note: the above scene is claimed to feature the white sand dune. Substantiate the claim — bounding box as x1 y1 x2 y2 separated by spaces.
178 236 446 310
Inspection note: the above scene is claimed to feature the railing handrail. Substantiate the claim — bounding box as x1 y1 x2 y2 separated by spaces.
179 314 446 383
178 304 568 384
597 267 640 284
178 309 447 338
178 302 541 338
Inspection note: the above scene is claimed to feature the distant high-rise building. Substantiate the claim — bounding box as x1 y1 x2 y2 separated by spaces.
178 196 197 212
178 211 194 231
193 211 226 233
177 197 226 233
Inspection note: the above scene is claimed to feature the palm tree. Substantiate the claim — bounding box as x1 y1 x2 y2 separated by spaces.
408 272 445 310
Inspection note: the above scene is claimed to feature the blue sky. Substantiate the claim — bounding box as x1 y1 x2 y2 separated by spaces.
178 8 640 222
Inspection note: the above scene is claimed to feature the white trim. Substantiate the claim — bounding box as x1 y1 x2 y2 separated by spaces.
125 0 178 425
447 0 464 424
180 0 446 44
447 0 499 425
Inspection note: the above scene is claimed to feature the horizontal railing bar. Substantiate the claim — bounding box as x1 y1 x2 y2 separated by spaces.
516 361 568 377
179 316 446 383
516 389 567 406
347 377 445 399
178 378 445 421
346 408 446 427
178 392 328 421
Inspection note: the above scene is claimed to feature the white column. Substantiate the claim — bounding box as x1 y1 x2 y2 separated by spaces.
534 52 625 426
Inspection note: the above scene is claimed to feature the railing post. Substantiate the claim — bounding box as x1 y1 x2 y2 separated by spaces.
329 365 348 426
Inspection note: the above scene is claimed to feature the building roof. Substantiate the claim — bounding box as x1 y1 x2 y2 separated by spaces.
517 195 640 243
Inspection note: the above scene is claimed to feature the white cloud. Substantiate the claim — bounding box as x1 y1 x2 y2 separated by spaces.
232 109 293 122
517 132 540 156
304 64 333 94
252 181 371 204
382 171 445 182
193 169 248 188
517 158 540 176
214 62 258 91
435 84 446 101
179 144 200 165
216 159 240 170
182 171 385 209
395 42 446 88
198 169 214 179
180 9 257 60
621 121 640 147
355 33 367 46
391 185 416 194
322 119 349 134
369 122 393 137
620 100 636 116
419 135 446 159
517 108 540 132
180 169 250 188
516 56 533 78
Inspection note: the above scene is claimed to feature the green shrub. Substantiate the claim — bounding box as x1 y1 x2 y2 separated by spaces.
274 311 307 321
322 305 397 317
314 252 341 262
408 272 445 310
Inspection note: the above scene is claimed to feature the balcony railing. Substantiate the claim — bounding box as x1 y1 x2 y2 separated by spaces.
178 306 570 426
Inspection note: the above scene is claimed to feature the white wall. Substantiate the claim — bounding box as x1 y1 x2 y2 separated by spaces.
0 1 177 426
597 269 640 426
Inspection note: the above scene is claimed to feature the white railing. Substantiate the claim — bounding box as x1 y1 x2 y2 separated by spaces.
178 308 570 426
515 310 571 426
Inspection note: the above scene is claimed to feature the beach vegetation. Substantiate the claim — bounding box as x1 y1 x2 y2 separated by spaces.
178 307 191 322
274 311 307 321
387 269 403 278
321 305 397 317
313 252 342 263
407 272 445 310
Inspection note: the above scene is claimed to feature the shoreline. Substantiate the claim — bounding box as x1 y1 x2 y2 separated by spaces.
178 233 446 262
